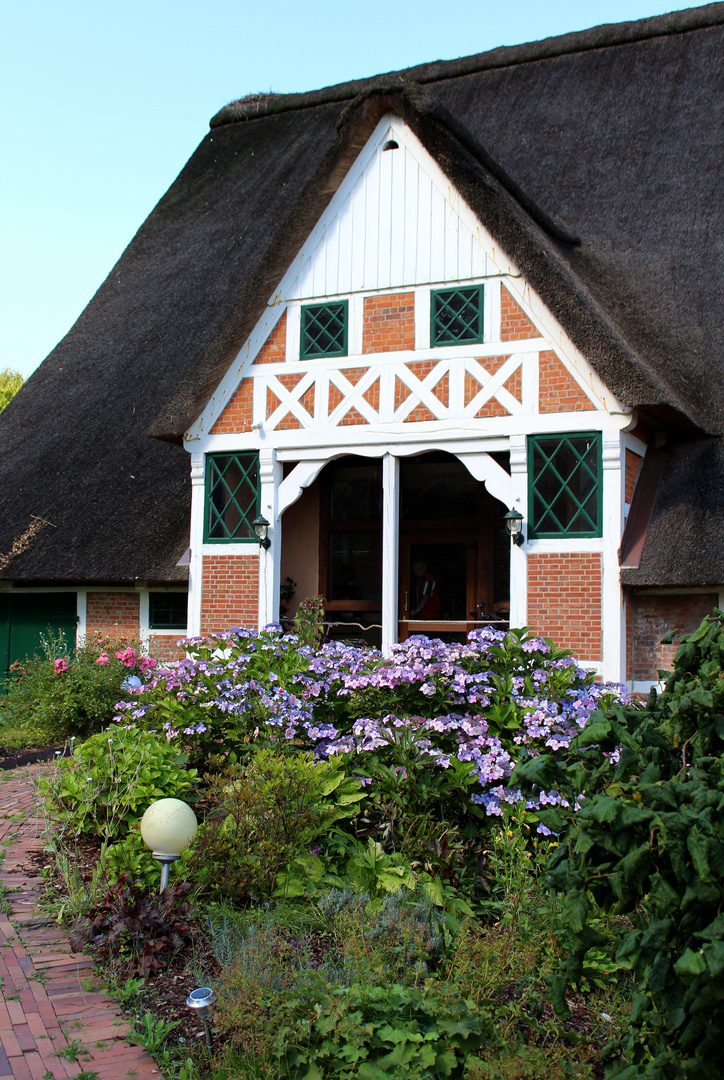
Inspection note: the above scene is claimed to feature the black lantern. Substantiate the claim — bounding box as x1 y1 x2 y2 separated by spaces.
252 515 271 550
503 508 525 547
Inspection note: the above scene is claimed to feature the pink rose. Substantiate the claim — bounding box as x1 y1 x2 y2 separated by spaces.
96 652 109 666
115 647 137 668
54 658 68 673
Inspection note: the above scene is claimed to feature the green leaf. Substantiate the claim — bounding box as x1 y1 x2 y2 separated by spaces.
673 948 706 980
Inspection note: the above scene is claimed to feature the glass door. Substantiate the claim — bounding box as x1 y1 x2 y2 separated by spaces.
319 456 382 646
398 452 509 643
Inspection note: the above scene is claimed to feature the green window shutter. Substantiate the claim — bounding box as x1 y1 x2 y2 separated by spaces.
301 301 348 359
529 433 602 538
149 593 188 630
431 286 484 346
204 452 260 542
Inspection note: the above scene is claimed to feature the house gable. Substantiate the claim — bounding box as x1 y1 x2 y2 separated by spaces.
192 115 618 448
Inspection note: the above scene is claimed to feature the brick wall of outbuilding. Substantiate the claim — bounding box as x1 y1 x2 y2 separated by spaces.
87 592 140 637
627 591 719 682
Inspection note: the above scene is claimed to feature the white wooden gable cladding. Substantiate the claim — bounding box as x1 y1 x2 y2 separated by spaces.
188 115 621 449
291 125 488 298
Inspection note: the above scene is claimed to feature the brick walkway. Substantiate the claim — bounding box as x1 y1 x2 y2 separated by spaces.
0 764 162 1079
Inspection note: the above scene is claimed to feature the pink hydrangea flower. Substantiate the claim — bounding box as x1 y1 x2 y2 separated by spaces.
54 658 68 673
138 657 157 674
96 652 110 666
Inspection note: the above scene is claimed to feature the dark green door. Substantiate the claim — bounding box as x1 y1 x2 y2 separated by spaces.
0 593 78 689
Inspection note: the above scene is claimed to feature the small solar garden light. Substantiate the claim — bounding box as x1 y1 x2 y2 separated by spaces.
140 798 197 892
503 508 525 547
186 986 217 1051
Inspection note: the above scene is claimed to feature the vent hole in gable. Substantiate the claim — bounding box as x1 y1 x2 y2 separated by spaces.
382 139 399 151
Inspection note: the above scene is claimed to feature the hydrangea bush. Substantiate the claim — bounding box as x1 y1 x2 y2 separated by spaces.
116 625 628 837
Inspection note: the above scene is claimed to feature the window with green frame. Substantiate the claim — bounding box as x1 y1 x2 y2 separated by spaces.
149 593 188 630
529 433 602 538
301 301 348 359
431 286 484 346
205 452 260 542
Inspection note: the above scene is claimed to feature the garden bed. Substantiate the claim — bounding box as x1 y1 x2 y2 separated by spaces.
7 612 724 1077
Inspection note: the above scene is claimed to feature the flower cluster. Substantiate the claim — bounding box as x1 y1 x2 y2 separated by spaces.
114 624 630 831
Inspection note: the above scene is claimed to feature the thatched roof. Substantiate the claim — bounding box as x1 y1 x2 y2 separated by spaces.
621 438 724 587
1 3 722 583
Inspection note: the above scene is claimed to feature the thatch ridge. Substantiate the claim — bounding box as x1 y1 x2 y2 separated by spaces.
211 4 724 127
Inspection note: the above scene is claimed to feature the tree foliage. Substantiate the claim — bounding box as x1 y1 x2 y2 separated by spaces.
0 367 24 412
513 610 724 1078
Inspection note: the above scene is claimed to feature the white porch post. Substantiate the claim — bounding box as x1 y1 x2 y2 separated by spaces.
509 435 528 628
258 448 282 628
187 452 205 638
602 430 624 682
382 453 400 655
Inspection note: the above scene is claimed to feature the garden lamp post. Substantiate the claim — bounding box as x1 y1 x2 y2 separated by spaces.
140 798 197 893
186 987 217 1051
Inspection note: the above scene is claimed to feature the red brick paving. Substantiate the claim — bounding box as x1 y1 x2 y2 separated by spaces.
0 765 163 1079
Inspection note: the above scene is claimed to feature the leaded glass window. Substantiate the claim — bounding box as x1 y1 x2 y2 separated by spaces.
301 302 348 359
204 453 260 542
431 286 484 346
529 434 602 538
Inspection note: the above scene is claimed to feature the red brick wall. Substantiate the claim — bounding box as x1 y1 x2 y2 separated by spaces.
527 553 602 661
539 351 594 413
625 449 643 503
211 378 254 434
201 554 259 635
363 293 414 353
250 311 287 365
148 635 187 663
87 592 140 636
629 592 718 682
500 287 539 340
211 312 287 435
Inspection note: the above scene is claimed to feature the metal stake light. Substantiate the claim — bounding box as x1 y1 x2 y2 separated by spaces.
186 987 217 1051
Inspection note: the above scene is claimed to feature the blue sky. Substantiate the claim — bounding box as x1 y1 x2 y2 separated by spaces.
1 0 694 378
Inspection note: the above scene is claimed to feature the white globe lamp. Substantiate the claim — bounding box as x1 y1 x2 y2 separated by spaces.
141 798 197 892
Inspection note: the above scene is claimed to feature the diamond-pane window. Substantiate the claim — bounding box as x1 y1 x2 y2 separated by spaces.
301 302 348 359
431 286 484 346
205 453 260 542
149 593 188 630
529 434 602 538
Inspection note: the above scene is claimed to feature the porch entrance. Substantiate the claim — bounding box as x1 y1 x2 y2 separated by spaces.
280 450 510 648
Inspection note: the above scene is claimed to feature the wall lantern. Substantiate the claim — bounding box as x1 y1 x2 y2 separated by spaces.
186 986 217 1051
140 798 198 892
503 508 525 547
252 515 271 550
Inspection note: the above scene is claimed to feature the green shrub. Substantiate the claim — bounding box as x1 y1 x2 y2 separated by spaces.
39 725 198 842
271 978 489 1079
513 609 724 1078
3 630 157 741
187 749 365 900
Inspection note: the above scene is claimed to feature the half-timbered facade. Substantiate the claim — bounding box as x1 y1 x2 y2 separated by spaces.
1 6 723 690
188 115 636 678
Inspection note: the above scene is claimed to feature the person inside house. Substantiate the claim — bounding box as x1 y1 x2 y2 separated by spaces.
411 559 442 620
